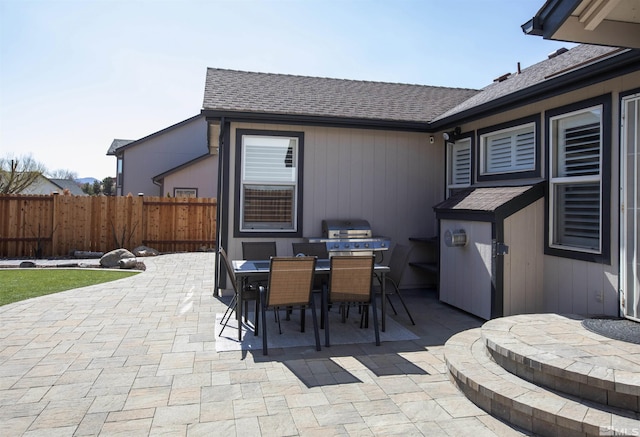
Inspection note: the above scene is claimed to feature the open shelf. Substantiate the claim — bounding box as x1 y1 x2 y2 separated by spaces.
408 236 439 287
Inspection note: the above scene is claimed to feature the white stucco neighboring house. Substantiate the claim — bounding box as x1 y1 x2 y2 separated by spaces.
20 175 87 196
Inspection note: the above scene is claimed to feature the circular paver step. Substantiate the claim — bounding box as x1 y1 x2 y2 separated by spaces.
481 314 640 413
444 327 640 437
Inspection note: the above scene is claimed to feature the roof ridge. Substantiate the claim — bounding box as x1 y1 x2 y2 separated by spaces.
205 67 479 92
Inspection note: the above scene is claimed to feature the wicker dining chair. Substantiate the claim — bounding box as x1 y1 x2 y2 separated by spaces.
242 241 277 290
323 255 379 347
380 244 415 325
218 247 259 337
292 242 329 327
259 256 320 355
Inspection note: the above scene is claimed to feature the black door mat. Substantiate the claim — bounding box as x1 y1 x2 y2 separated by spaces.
582 317 640 345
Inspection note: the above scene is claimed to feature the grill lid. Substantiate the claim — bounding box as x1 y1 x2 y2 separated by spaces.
322 219 372 239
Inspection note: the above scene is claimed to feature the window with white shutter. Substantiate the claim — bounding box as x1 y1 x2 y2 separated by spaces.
549 105 602 253
447 138 471 197
480 123 536 175
237 132 302 233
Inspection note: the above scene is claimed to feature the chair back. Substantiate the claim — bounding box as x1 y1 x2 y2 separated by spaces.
242 241 277 260
265 257 317 307
218 247 239 294
387 244 412 284
329 255 375 303
292 242 329 259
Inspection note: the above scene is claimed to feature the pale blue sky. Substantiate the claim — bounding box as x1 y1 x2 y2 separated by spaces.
0 0 574 179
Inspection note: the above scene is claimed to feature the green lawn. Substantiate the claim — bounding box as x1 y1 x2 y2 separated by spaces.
0 269 139 306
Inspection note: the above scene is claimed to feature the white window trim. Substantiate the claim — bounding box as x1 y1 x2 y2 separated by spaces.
239 134 299 233
479 122 536 175
174 188 197 198
548 105 603 254
447 138 471 197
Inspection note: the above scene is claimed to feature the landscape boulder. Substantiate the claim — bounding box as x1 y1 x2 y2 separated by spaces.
19 261 36 268
100 248 135 268
132 245 159 257
119 258 138 269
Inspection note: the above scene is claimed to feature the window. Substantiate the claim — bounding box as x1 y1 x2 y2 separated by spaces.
547 96 610 262
116 156 123 194
174 188 197 198
235 130 303 235
480 123 535 175
447 137 471 197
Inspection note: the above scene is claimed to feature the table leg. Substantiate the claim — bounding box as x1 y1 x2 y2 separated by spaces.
236 277 243 341
381 272 386 332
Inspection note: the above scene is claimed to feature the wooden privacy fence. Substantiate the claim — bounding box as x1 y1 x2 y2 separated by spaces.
0 195 217 258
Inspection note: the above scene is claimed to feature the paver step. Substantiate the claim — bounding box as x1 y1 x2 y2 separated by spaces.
482 314 640 413
444 328 640 437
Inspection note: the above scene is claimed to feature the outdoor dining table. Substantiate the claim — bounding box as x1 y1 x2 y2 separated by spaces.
231 258 391 341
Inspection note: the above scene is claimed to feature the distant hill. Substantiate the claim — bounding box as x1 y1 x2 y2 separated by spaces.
76 177 99 185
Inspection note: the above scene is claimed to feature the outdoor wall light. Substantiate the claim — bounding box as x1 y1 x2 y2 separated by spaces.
444 228 468 247
443 127 462 143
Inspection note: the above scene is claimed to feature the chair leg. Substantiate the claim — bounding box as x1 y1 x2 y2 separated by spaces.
323 289 330 347
390 279 415 325
260 288 268 355
386 294 398 315
310 297 321 351
276 308 282 334
370 293 380 346
219 292 238 336
254 296 260 336
220 292 236 325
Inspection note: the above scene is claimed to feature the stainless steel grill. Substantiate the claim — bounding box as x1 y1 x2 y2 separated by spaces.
307 219 391 257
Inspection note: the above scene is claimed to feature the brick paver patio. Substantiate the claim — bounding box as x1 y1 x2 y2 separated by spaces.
0 253 527 436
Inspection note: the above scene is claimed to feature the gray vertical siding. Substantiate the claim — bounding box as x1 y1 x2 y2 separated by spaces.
225 122 442 290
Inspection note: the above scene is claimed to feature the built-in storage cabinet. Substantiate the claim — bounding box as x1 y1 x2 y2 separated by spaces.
408 236 438 289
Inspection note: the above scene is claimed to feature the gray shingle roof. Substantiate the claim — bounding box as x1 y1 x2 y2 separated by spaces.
202 69 479 124
49 178 86 196
434 185 534 212
106 139 134 155
433 44 623 121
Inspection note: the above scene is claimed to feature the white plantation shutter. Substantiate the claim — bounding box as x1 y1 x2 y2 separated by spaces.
447 139 471 196
483 125 535 174
452 142 471 185
515 130 535 169
554 183 600 250
551 107 602 252
559 122 600 177
243 138 296 182
241 136 298 231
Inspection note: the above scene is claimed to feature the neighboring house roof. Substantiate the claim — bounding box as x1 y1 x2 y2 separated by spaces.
432 44 639 126
152 153 214 183
106 139 134 156
49 178 86 196
202 68 480 126
105 114 203 156
523 0 640 49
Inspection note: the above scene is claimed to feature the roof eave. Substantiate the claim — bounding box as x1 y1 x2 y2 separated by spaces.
200 109 430 132
521 0 582 39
